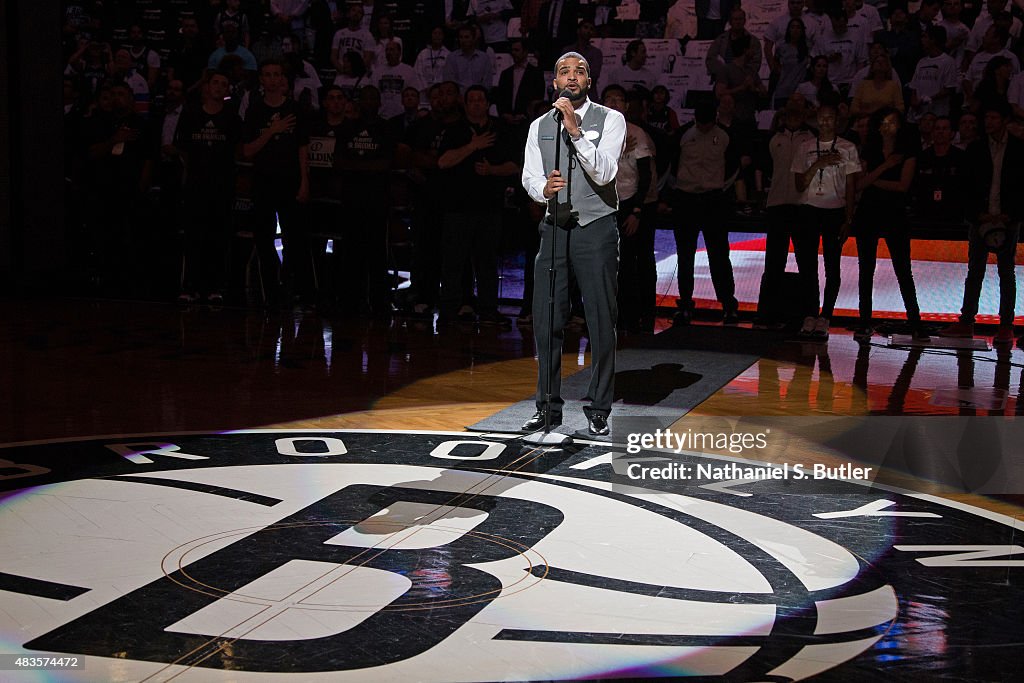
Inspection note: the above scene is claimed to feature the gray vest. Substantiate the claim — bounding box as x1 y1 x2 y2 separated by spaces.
538 102 618 227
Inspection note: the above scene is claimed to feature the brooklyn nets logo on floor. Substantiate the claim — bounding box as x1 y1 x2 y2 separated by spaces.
0 430 1020 681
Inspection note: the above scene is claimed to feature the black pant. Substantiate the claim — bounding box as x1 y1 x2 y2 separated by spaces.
533 213 619 417
960 220 1020 326
616 201 657 332
671 189 738 313
181 185 232 295
340 186 391 313
410 188 444 308
81 187 146 295
252 174 310 301
854 214 922 325
441 209 501 316
797 205 845 318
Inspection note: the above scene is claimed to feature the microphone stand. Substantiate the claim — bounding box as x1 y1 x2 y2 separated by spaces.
525 106 574 448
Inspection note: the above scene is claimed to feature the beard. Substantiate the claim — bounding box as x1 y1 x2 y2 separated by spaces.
565 82 589 103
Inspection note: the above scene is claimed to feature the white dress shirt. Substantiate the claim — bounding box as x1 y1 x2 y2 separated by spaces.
522 97 626 205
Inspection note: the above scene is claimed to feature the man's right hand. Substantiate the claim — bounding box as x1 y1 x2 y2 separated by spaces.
469 130 496 151
268 114 296 135
814 151 841 170
111 126 139 144
543 170 566 199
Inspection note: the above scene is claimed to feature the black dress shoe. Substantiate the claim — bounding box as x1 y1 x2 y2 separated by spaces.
672 309 692 327
521 411 562 432
587 413 609 437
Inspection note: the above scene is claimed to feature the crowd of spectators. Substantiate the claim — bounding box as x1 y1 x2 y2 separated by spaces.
62 0 1024 343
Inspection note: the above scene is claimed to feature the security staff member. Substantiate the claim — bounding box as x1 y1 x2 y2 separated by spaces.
670 100 740 327
521 52 626 437
940 101 1024 346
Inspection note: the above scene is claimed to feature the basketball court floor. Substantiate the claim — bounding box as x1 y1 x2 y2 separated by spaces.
2 236 1023 681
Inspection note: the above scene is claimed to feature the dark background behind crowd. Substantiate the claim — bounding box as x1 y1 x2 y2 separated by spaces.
49 0 1024 334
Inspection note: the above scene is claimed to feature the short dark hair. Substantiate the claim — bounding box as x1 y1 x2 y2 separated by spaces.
342 50 367 77
626 89 649 105
555 51 590 75
694 100 717 124
818 91 842 111
956 110 977 125
925 24 947 48
258 57 284 74
625 40 644 61
100 78 132 93
982 100 1012 119
601 83 627 101
464 84 490 102
360 84 381 100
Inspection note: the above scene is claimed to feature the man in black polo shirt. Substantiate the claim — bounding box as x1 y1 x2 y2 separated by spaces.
241 58 311 306
335 86 397 315
437 85 520 326
401 82 463 318
913 116 968 227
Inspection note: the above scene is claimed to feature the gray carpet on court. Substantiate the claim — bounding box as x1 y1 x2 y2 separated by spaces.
468 326 788 435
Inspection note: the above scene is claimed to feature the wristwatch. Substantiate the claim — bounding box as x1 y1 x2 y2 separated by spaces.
570 129 584 142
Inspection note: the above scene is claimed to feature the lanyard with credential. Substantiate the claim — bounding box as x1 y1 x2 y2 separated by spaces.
815 137 837 195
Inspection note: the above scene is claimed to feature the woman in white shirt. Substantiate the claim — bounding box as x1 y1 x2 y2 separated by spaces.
773 18 811 109
333 50 368 100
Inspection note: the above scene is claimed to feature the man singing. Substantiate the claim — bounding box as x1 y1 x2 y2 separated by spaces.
521 52 626 437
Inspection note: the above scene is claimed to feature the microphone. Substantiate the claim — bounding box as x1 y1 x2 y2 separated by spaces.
552 88 573 122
